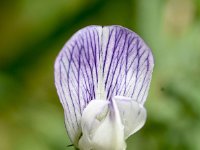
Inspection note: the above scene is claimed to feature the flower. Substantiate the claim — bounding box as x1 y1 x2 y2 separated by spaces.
54 25 154 150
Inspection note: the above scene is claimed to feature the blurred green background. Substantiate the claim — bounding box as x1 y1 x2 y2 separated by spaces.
0 0 200 149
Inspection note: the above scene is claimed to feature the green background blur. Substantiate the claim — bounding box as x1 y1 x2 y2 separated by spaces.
0 0 200 150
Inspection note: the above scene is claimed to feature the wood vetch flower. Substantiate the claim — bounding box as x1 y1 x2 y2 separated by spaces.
54 25 154 150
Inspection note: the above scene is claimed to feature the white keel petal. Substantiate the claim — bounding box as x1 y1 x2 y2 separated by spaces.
78 100 109 150
79 99 126 150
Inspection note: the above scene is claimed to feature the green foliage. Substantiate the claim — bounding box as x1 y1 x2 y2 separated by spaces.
0 0 200 149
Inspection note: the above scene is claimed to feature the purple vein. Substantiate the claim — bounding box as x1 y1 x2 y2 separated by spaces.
131 40 144 97
64 50 78 84
80 36 95 100
76 41 82 114
88 30 97 98
102 28 114 74
92 29 99 87
123 35 132 95
136 55 149 100
65 46 79 128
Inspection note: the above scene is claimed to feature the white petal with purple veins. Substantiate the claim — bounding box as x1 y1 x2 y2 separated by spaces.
54 25 154 149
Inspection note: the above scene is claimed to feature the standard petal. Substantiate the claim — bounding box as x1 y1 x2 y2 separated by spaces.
54 25 154 147
114 96 146 139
